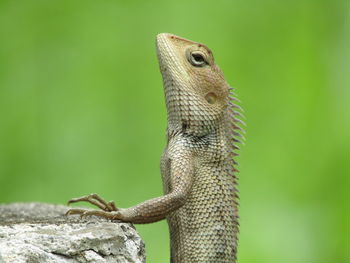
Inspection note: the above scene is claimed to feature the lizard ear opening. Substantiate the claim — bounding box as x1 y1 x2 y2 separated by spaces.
205 92 217 104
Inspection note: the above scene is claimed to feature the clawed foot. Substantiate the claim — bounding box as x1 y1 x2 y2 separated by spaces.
67 193 117 211
66 193 121 220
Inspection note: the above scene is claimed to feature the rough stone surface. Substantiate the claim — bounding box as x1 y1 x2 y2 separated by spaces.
0 203 145 263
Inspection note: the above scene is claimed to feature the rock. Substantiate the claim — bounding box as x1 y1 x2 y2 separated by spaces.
0 203 145 263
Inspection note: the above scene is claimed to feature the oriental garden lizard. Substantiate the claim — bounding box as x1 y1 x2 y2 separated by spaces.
66 33 244 263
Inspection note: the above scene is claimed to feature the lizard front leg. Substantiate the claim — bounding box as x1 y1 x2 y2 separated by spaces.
66 148 195 224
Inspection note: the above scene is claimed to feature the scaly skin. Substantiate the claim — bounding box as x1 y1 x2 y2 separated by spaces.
66 33 244 263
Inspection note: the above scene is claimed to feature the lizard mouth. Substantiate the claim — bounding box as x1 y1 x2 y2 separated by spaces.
155 33 174 72
156 33 192 86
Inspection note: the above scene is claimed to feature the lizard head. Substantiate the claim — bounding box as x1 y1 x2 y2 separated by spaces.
156 33 230 137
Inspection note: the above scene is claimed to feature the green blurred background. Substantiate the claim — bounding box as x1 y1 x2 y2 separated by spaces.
0 0 349 262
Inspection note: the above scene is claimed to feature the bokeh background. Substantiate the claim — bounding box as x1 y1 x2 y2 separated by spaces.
1 0 349 262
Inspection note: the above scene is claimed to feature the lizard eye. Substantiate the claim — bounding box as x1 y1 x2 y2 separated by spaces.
188 51 207 67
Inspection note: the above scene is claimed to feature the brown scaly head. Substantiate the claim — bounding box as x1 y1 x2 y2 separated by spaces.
157 33 239 141
156 33 243 141
156 33 231 136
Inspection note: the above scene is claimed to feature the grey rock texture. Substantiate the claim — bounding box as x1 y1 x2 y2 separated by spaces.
0 203 145 263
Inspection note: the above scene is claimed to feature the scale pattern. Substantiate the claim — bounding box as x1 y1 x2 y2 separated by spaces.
157 33 243 263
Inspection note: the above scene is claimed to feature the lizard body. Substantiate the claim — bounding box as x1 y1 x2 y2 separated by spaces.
67 33 243 263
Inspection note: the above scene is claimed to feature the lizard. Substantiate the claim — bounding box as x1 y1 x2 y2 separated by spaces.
66 33 244 263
